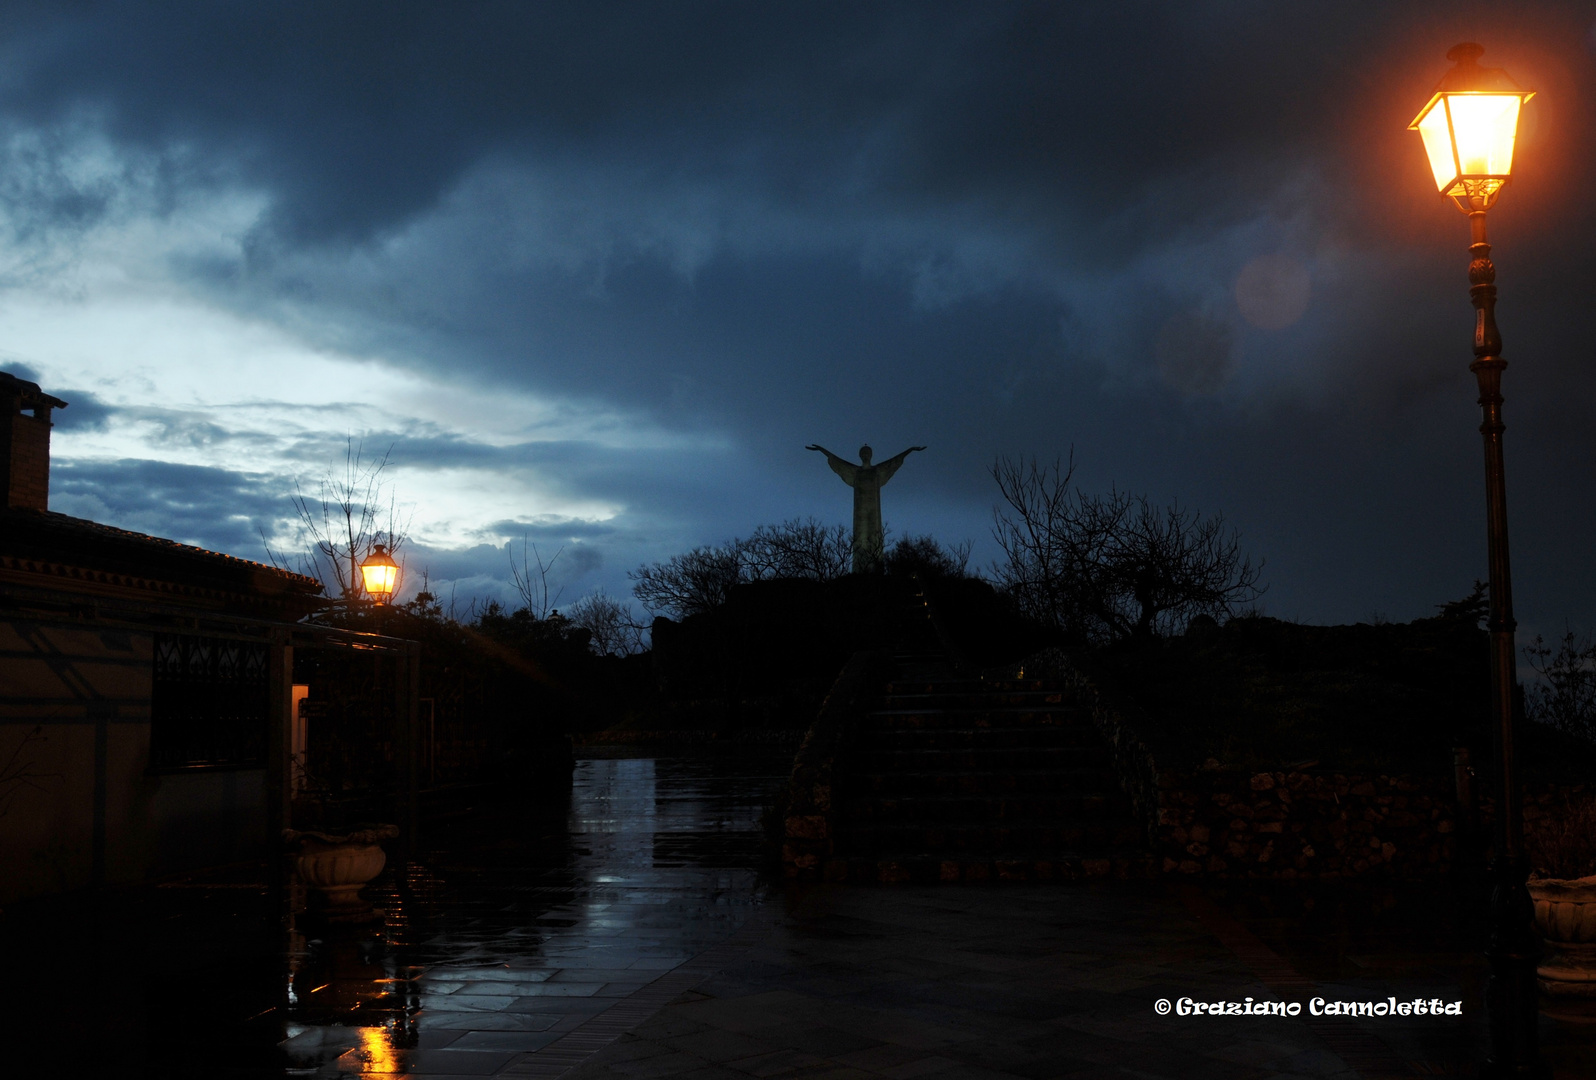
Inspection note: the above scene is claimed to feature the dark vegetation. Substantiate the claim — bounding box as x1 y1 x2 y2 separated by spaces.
280 443 1596 792
991 454 1264 642
1524 629 1596 746
637 530 1009 735
1083 602 1492 776
1083 587 1596 783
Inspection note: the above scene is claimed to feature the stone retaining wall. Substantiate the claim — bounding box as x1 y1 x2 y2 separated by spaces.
1057 658 1468 879
1061 657 1595 879
1152 766 1459 878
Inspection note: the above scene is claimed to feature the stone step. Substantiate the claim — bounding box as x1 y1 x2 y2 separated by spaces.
854 727 1109 753
840 793 1130 821
839 818 1147 854
831 850 1157 885
878 689 1071 709
885 678 1066 695
849 745 1105 771
884 680 985 696
981 678 1072 693
819 652 1154 884
845 768 1119 798
865 707 1090 731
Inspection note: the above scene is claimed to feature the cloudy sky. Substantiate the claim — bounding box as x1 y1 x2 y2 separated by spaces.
5 1 1596 635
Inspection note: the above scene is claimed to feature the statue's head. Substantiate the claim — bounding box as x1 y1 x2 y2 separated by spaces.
858 445 873 465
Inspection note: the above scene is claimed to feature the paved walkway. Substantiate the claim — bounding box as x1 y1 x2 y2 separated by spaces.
552 885 1455 1080
5 748 1594 1078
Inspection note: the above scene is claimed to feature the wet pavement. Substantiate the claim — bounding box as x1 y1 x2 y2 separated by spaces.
5 747 1596 1078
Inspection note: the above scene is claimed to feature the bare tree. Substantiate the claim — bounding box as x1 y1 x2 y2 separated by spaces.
566 589 650 655
742 517 852 581
884 533 973 579
630 517 860 619
508 536 565 620
267 438 411 604
631 542 747 619
991 453 1264 641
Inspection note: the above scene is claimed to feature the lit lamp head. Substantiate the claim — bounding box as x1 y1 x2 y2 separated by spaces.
1410 42 1533 213
360 543 400 606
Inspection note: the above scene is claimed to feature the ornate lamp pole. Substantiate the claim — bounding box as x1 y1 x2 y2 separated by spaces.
1409 43 1543 1078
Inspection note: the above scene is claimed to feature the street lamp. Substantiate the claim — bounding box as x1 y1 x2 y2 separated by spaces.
360 543 399 606
1410 43 1543 1079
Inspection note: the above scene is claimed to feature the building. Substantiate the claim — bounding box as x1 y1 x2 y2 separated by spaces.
0 371 420 904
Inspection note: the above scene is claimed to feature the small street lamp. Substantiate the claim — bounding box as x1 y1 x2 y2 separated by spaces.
1409 43 1543 1078
360 543 400 607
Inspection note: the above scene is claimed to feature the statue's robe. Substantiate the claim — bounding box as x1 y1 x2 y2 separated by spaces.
822 451 913 574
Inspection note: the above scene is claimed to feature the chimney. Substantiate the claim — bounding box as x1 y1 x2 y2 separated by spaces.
0 371 67 512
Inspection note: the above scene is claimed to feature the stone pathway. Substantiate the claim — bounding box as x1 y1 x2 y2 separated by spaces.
281 752 789 1077
555 884 1459 1080
6 746 1595 1078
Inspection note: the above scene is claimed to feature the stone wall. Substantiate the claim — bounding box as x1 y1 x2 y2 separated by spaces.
1053 658 1469 879
1152 765 1459 878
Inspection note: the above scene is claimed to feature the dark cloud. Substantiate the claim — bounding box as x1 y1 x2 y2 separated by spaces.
49 458 289 556
48 387 116 431
7 3 1596 632
0 360 39 381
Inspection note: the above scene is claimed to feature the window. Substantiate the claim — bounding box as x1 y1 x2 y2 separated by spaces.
149 633 269 770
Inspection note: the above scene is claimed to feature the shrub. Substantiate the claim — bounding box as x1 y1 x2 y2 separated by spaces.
1524 629 1596 744
1527 794 1596 880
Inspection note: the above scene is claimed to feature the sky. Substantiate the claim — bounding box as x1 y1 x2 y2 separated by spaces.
4 1 1596 638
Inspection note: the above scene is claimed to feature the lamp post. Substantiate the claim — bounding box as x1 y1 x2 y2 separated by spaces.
1409 43 1543 1078
360 543 399 608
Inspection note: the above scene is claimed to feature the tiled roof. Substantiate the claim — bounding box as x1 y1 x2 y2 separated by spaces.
0 508 324 617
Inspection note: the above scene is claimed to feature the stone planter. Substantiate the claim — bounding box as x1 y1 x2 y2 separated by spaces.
1528 874 1596 997
283 825 399 923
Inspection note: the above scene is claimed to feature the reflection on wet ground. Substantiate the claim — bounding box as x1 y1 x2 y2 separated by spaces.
1 748 791 1079
281 752 790 1077
6 748 1595 1078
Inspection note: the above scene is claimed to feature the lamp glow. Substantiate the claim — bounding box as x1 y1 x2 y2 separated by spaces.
360 544 399 606
1408 43 1532 212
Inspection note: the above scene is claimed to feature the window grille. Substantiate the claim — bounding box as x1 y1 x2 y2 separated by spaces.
149 633 269 770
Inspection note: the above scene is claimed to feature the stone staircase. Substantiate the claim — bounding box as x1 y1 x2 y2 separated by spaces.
829 652 1154 884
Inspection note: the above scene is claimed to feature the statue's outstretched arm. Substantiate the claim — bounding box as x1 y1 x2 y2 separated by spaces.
806 444 857 485
876 445 926 485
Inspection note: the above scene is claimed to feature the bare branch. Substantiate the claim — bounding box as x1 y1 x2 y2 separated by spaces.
990 452 1265 642
565 589 651 655
508 537 565 620
275 437 410 604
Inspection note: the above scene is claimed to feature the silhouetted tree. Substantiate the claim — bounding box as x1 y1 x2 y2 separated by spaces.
884 533 972 579
631 543 746 618
508 536 564 620
630 517 850 619
566 589 649 655
742 518 851 581
266 437 410 604
990 453 1264 641
1436 580 1489 626
1525 629 1596 744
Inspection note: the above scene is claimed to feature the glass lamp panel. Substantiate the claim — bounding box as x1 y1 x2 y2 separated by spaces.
361 561 398 599
1447 93 1520 178
1415 100 1458 191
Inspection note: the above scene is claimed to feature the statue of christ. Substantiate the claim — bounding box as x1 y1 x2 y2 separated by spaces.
806 443 925 574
